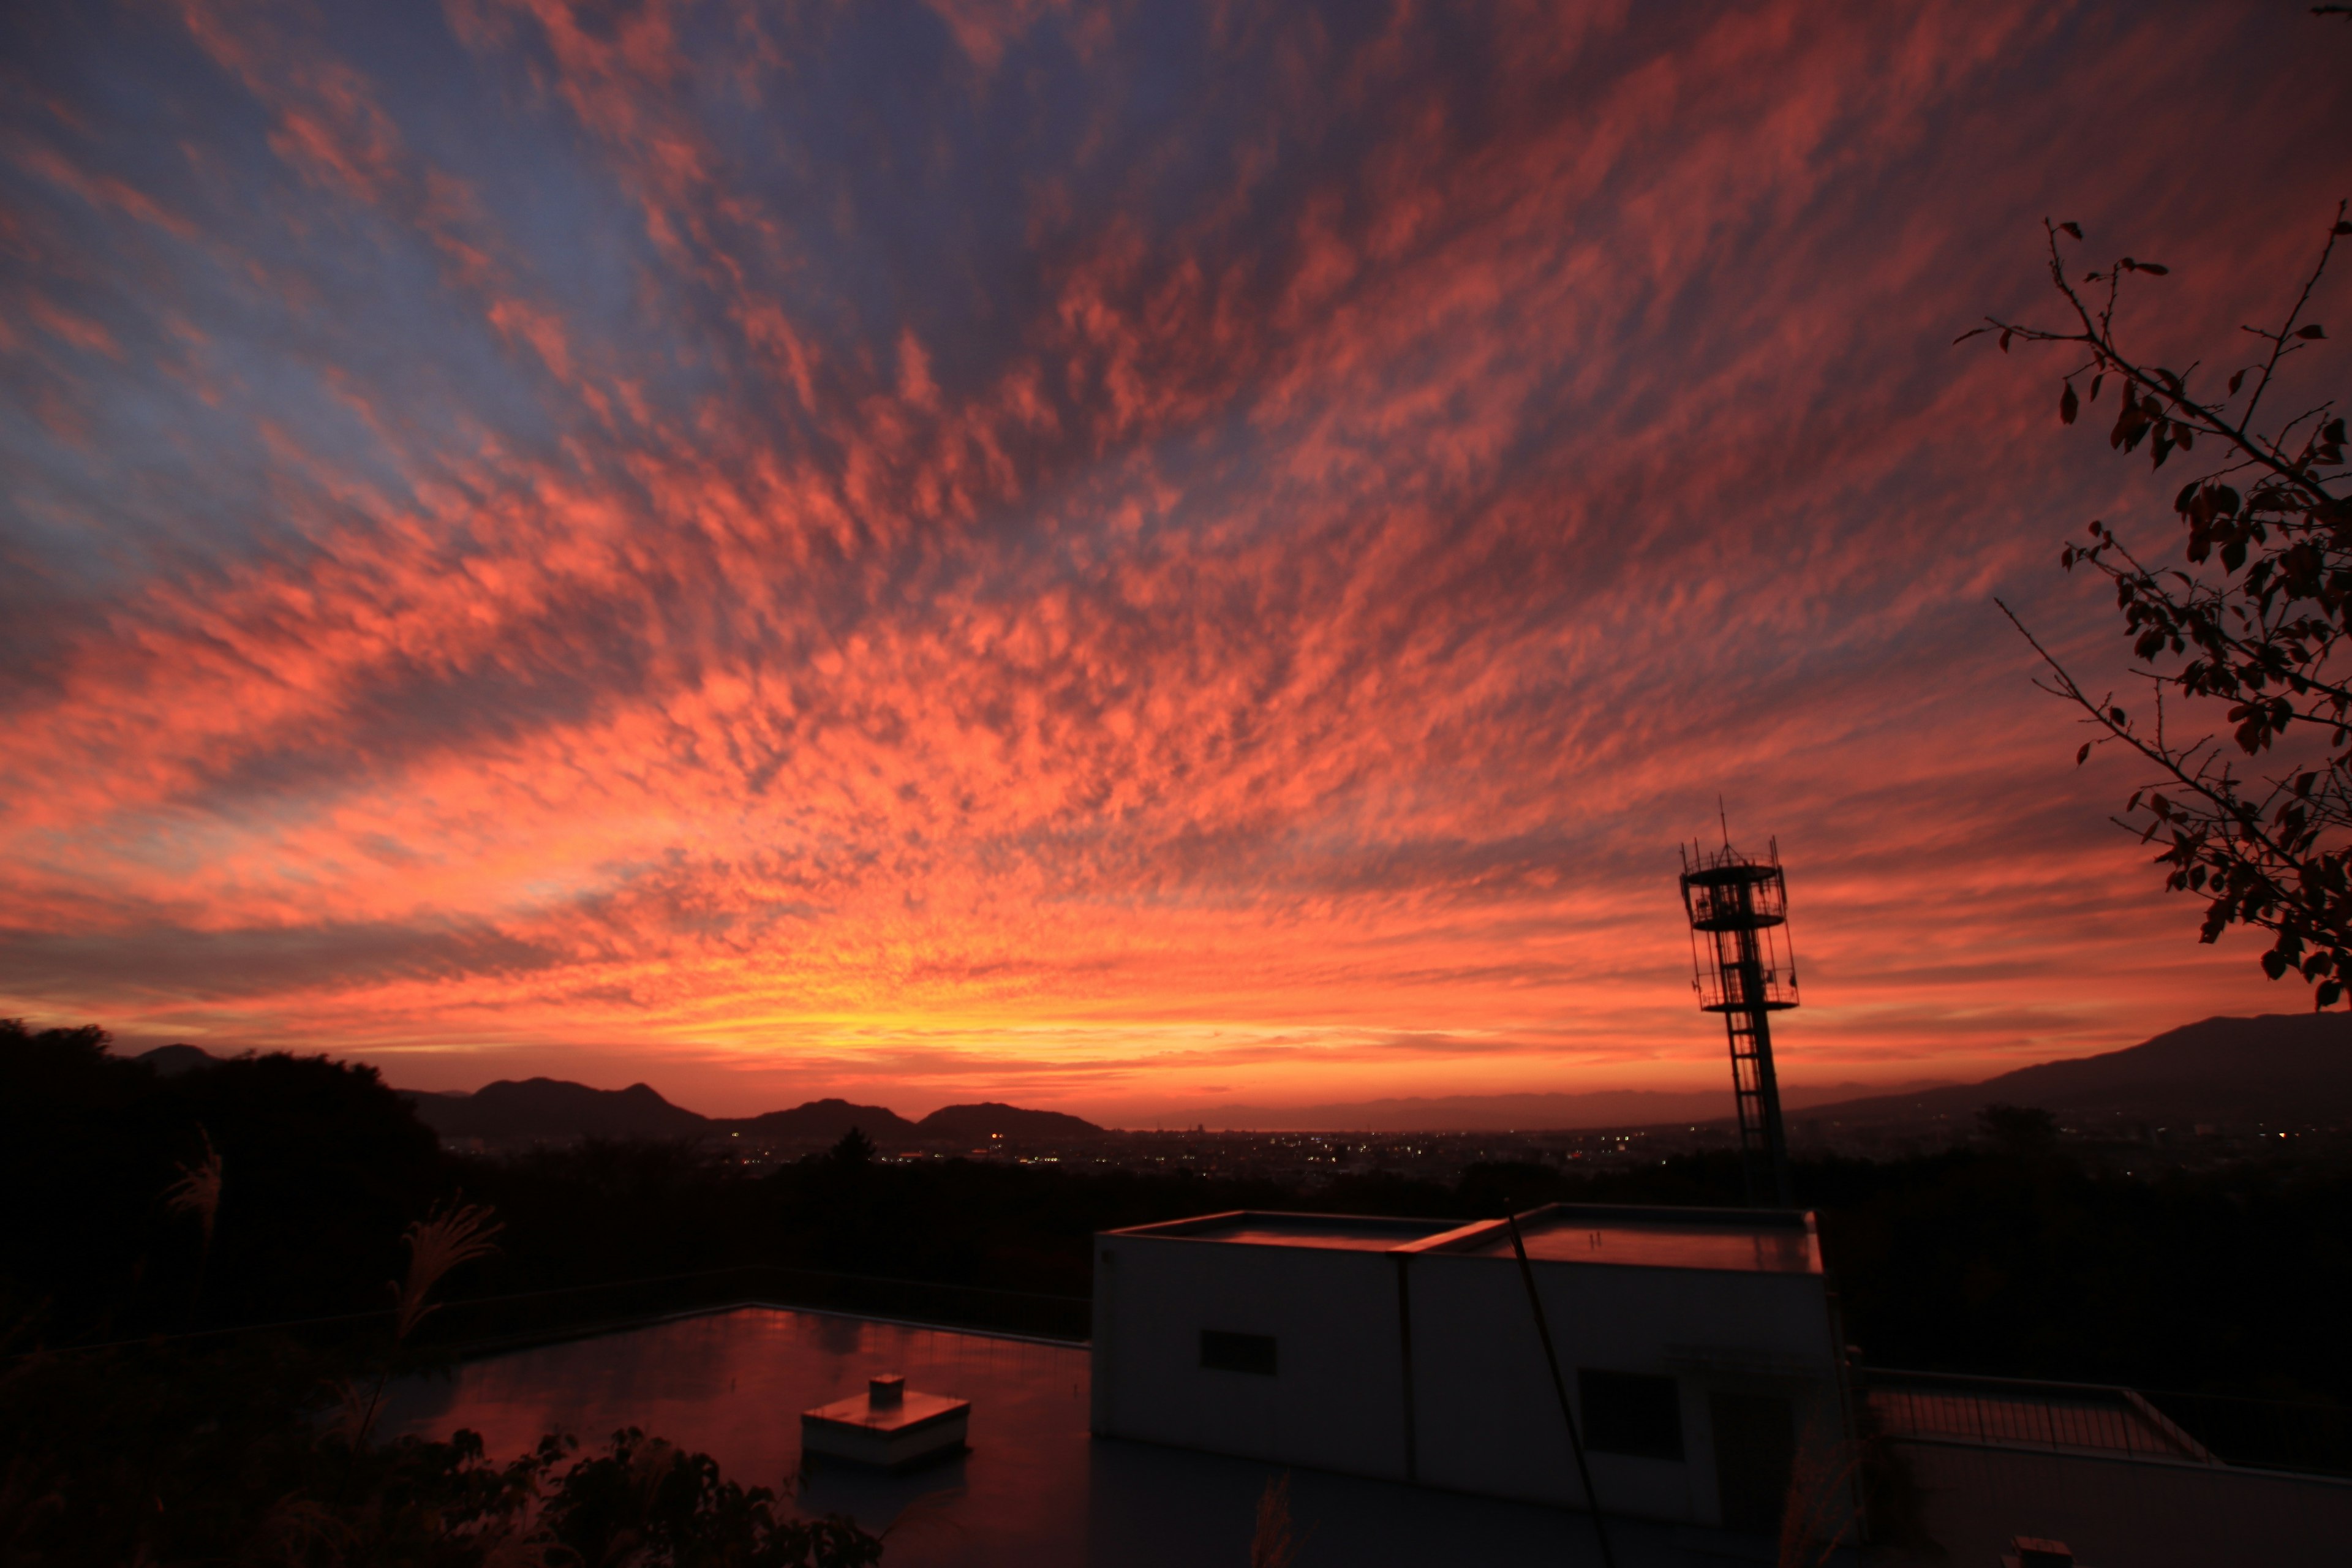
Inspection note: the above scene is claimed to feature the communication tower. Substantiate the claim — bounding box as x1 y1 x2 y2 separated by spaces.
1679 832 1799 1206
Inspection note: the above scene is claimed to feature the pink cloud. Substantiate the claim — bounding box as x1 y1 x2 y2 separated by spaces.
1 0 2345 1115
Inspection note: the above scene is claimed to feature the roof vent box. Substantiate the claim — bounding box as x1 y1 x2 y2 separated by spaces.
801 1373 968 1471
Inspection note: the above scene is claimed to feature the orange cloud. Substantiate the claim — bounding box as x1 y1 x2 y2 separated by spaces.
1 0 2344 1117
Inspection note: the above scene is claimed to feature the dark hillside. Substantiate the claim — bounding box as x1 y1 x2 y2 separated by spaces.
137 1043 220 1077
1798 1012 2352 1125
410 1077 709 1140
916 1101 1104 1142
713 1098 920 1143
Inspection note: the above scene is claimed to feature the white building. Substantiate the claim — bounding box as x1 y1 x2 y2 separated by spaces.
1089 1203 1857 1533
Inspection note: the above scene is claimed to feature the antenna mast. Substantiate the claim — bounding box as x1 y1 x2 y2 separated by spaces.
1679 830 1798 1206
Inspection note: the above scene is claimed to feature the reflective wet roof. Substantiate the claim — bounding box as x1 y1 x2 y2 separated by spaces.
1123 1212 1465 1250
1455 1215 1819 1275
382 1305 1736 1566
1111 1206 1819 1273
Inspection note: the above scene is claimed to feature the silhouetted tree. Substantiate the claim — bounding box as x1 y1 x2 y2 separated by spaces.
0 1020 451 1340
179 1052 447 1320
1 1020 180 1335
829 1125 876 1166
0 1023 884 1567
1970 193 2352 1002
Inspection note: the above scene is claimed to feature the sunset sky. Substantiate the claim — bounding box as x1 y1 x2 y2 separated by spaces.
2 1 2346 1121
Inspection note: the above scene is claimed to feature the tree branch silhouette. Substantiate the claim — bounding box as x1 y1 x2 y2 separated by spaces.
1969 197 2351 1003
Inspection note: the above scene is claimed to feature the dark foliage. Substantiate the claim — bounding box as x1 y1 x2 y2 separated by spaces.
0 1340 878 1567
0 1020 445 1341
541 1428 881 1568
0 1022 881 1567
1807 1148 2352 1398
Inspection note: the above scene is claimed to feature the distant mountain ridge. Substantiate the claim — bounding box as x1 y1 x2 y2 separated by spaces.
127 1012 2350 1139
1790 1012 2351 1125
394 1076 1101 1145
138 1043 221 1078
411 1077 711 1140
916 1102 1107 1144
1157 1015 2348 1131
719 1098 922 1143
123 1046 1097 1144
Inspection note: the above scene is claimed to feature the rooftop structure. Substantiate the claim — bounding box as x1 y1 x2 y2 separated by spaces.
801 1373 970 1470
1091 1202 1850 1534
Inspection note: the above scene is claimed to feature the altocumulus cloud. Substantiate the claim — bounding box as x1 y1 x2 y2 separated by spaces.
0 0 2345 1114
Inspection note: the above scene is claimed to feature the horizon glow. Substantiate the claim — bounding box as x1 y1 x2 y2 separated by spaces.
2 1 2346 1120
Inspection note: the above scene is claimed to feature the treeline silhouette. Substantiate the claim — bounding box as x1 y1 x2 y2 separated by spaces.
10 1022 2352 1408
0 1022 883 1567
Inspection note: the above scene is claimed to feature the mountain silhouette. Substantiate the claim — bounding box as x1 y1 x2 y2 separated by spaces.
712 1098 919 1142
137 1043 222 1077
399 1082 1097 1144
409 1077 709 1140
142 1013 2344 1140
1792 1012 2351 1125
915 1102 1106 1142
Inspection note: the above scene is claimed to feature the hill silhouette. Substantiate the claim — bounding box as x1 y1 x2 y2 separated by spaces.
914 1102 1106 1142
410 1078 709 1140
1794 1012 2351 1126
137 1014 2344 1140
137 1043 222 1077
396 1080 1095 1145
712 1098 919 1143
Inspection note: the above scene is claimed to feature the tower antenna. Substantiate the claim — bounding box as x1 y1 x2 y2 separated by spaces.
1678 826 1798 1206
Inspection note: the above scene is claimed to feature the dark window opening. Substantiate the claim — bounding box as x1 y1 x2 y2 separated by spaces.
1710 1391 1794 1529
1579 1369 1683 1460
1200 1330 1278 1376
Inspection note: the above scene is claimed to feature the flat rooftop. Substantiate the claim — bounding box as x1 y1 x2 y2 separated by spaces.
1450 1208 1819 1275
382 1306 2344 1566
1112 1212 1470 1250
1110 1204 1820 1274
382 1304 1746 1566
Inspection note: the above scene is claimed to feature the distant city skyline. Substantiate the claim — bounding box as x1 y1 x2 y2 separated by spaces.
4 2 2345 1118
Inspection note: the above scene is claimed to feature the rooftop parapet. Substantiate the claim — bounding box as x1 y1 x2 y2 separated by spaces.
1105 1202 1820 1275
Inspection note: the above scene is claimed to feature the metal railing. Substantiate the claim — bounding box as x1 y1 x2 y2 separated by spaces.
1864 1366 2352 1479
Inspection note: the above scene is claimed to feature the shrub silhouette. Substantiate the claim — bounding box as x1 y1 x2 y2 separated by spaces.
0 1020 882 1567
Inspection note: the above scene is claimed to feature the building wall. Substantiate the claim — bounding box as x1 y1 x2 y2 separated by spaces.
1091 1228 1854 1532
1404 1251 1846 1527
1091 1234 1413 1479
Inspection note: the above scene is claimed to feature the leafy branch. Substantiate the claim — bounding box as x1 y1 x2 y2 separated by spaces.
1965 202 2352 1003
